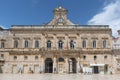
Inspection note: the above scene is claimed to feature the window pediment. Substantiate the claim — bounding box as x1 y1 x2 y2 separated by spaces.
46 36 53 39
91 37 98 39
57 36 65 39
23 37 30 40
102 37 108 39
81 37 88 39
34 37 41 40
13 37 20 40
68 36 76 39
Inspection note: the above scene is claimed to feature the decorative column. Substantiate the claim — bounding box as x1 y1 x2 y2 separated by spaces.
65 57 69 73
53 57 57 73
77 57 80 73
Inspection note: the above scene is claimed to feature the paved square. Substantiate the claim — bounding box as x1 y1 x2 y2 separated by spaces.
0 74 120 80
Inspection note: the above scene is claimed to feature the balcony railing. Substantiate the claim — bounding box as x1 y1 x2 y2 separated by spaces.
0 47 111 52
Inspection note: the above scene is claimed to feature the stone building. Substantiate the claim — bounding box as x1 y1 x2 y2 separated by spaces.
0 6 113 74
113 30 120 74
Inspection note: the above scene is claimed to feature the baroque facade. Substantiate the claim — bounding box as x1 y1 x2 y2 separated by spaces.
0 6 114 74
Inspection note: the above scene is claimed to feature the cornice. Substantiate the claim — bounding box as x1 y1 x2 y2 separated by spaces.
10 28 111 34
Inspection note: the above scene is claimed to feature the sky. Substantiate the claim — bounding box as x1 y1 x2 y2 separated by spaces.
0 0 120 37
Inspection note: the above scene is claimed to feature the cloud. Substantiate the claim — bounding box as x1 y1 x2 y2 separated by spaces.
0 25 7 29
88 0 120 37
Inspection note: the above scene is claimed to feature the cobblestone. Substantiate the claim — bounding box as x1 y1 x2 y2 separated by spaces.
0 74 120 80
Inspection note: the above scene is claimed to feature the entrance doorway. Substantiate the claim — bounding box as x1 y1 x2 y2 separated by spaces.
45 58 53 73
94 66 99 73
69 58 76 73
58 57 65 73
104 64 108 74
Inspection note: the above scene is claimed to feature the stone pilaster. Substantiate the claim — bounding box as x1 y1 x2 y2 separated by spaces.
77 57 80 73
65 57 69 73
53 57 57 73
40 57 44 73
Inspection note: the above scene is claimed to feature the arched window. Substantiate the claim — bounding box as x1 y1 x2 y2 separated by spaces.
47 40 51 49
14 40 18 48
82 40 86 48
25 40 28 48
93 40 96 48
35 40 39 48
103 40 106 48
1 42 5 48
94 56 97 60
58 40 63 49
70 40 74 49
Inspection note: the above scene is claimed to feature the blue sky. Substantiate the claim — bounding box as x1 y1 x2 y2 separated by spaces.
0 0 120 36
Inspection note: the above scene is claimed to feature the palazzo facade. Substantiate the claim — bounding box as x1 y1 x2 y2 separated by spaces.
0 6 113 74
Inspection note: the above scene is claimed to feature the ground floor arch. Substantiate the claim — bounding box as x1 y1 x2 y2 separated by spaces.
45 58 53 73
68 58 77 73
57 57 65 73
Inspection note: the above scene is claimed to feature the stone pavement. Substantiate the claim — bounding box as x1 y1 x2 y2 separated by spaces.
0 74 120 80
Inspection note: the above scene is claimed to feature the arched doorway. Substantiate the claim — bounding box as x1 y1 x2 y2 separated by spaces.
45 58 53 73
69 58 77 73
57 57 65 73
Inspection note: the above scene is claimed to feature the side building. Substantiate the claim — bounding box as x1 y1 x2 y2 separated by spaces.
0 6 113 74
113 30 120 74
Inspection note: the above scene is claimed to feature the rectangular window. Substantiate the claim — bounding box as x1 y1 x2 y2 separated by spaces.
14 40 18 48
35 40 39 48
1 42 5 48
47 40 51 49
58 40 63 49
103 40 107 48
93 41 96 48
70 40 75 49
25 40 29 48
82 40 86 48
